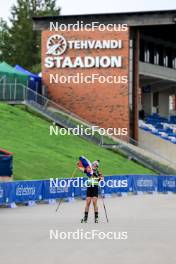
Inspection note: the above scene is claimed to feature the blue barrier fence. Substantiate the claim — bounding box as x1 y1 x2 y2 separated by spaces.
0 175 176 206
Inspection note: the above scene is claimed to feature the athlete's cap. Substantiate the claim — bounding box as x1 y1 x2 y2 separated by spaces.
92 160 100 168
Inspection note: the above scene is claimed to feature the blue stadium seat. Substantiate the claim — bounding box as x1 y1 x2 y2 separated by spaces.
140 114 176 145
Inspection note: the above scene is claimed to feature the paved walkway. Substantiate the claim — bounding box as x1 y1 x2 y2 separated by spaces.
1 194 176 264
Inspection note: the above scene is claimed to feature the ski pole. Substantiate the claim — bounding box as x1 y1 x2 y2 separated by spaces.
55 198 63 212
55 167 78 212
101 192 109 223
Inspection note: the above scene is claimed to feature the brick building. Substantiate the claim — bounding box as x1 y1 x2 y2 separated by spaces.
33 10 176 141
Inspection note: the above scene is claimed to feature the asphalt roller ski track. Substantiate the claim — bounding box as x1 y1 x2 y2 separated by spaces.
1 194 176 264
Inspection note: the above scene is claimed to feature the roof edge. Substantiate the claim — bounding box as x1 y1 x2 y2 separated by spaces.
32 9 176 20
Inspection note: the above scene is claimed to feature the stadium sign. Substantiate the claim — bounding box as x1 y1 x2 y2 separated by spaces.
44 34 123 69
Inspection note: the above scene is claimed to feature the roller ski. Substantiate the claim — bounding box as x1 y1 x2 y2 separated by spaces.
81 218 87 223
95 212 99 223
81 212 88 223
95 217 99 223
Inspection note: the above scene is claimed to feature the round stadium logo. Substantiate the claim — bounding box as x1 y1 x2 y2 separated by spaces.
46 34 67 56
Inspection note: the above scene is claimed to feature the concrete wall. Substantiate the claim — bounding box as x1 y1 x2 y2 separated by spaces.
139 129 176 165
159 92 169 117
142 92 153 115
142 91 171 117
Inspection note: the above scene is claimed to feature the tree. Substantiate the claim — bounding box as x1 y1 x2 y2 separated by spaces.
2 0 60 72
0 18 11 63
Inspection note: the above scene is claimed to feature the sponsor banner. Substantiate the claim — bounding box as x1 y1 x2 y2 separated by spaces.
0 182 15 204
103 175 131 194
0 183 5 204
132 175 157 192
5 182 16 204
14 181 43 203
158 176 176 193
43 179 72 200
1 175 176 206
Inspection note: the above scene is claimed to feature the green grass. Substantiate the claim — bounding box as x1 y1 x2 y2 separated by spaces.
0 103 155 180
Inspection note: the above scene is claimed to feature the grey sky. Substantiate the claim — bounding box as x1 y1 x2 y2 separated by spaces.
0 0 176 21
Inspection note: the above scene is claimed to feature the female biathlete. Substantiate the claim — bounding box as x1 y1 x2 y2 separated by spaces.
81 160 103 223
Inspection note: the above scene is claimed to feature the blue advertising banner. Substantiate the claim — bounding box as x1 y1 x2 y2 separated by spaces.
14 180 43 202
0 182 16 204
132 175 157 192
4 182 15 204
158 176 176 193
43 179 73 200
1 175 176 206
0 183 5 205
103 175 132 194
